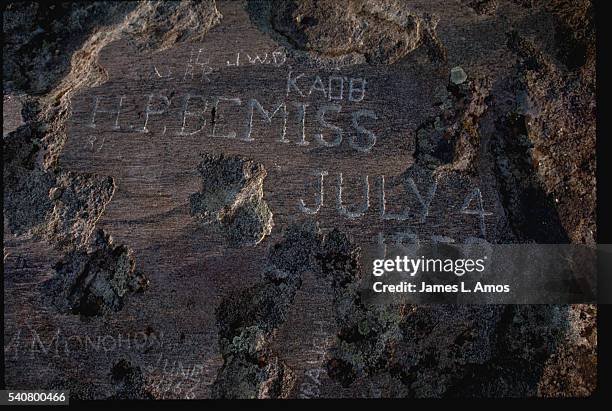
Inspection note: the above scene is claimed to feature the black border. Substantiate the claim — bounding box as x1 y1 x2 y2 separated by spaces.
1 0 610 405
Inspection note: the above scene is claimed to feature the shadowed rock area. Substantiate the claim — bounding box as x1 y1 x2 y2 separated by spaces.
108 359 155 400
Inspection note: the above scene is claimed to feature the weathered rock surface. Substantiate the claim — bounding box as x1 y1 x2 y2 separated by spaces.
49 229 148 316
3 0 596 399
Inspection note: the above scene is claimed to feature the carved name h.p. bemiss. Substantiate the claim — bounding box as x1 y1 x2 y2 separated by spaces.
87 70 376 152
68 43 494 248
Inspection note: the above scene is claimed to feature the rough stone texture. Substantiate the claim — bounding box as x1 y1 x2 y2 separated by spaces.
501 28 595 244
190 153 273 247
3 116 117 253
415 78 489 173
3 0 596 399
462 0 499 16
271 0 428 64
3 1 221 95
48 229 148 317
3 95 25 136
44 172 115 250
212 223 320 398
248 0 446 67
108 359 155 400
537 304 597 397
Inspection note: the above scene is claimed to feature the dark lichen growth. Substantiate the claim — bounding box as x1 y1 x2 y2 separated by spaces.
315 231 573 398
212 222 321 398
2 2 138 94
316 230 404 387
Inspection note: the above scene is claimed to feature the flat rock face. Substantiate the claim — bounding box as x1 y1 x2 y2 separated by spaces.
3 0 596 399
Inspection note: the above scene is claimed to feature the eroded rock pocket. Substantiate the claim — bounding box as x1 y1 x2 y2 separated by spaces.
189 153 273 247
48 229 148 317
